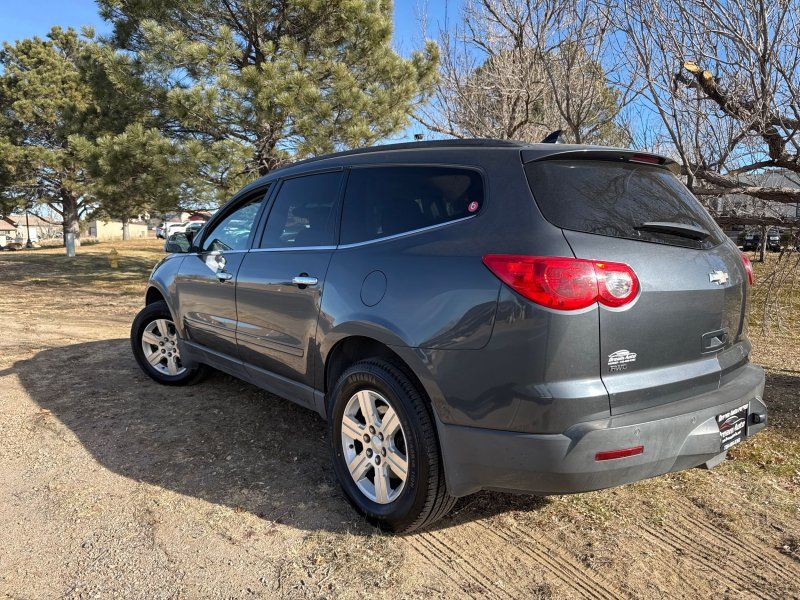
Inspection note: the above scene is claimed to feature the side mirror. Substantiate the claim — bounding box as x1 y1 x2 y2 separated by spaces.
164 232 191 253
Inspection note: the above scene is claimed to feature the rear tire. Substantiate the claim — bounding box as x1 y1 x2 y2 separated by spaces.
131 301 207 386
328 359 456 532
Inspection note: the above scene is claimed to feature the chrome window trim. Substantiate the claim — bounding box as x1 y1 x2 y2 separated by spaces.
336 215 477 249
247 216 475 252
249 245 337 253
183 249 250 257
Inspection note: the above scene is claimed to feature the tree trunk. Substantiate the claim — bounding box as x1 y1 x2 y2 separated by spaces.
758 225 767 263
122 217 131 241
61 190 81 247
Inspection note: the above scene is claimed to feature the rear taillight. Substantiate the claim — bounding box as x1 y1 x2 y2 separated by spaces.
482 255 639 311
741 252 753 285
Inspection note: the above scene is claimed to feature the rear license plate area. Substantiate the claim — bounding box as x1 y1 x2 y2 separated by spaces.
717 403 749 451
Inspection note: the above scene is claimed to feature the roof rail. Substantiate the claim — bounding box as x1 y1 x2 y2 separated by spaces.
272 138 531 173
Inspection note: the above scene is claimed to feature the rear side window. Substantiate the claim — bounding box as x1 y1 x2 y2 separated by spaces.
260 171 342 248
524 160 723 249
341 166 484 245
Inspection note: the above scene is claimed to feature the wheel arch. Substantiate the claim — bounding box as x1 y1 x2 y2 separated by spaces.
145 285 166 305
321 334 447 425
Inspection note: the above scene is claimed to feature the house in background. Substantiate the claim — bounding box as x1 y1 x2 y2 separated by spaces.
714 170 800 243
1 214 60 243
0 219 16 247
87 218 150 241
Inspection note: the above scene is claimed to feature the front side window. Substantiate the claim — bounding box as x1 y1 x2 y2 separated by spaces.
260 171 343 248
340 166 484 245
201 191 266 252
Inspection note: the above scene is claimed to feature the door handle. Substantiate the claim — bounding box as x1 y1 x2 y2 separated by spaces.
217 271 233 282
292 275 318 287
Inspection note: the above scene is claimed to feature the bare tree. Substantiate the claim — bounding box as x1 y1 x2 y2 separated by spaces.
618 0 800 329
620 0 800 208
418 0 633 144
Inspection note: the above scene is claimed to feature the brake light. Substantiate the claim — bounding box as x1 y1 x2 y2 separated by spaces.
629 153 661 165
482 255 639 310
740 252 753 285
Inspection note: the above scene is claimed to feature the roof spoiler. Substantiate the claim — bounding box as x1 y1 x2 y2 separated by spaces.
521 148 680 174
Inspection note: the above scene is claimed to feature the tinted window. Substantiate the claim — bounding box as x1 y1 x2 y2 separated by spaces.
524 160 723 249
260 172 342 248
341 166 484 245
201 192 265 252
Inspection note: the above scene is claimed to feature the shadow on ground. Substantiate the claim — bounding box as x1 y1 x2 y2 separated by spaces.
1 338 545 533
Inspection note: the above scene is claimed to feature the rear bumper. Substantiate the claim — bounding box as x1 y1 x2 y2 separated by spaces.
439 363 766 497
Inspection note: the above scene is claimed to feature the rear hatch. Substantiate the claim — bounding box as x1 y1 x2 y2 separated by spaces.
524 154 750 414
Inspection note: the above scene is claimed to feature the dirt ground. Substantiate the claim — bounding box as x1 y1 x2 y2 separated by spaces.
1 239 798 599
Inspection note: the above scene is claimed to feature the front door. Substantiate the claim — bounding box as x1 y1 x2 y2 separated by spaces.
235 171 343 392
175 190 267 360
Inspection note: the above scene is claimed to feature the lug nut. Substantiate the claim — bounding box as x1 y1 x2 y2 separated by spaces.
378 432 384 441
363 433 370 443
381 448 386 457
375 456 381 465
369 426 376 434
366 449 373 458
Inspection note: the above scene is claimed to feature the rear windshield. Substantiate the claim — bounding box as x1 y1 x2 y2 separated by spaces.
524 160 723 249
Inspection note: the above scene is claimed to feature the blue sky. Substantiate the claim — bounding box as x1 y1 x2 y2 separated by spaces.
0 0 455 141
0 0 455 53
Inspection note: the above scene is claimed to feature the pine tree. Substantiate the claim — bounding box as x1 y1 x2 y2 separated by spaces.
98 0 439 175
0 28 103 242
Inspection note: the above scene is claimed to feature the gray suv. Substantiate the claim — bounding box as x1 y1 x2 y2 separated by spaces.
132 140 767 532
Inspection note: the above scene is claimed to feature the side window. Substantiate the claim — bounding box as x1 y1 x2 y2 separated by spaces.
260 171 342 248
201 191 266 252
340 166 484 245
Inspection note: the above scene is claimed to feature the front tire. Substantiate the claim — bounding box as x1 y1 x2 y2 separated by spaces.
328 359 456 532
131 301 206 385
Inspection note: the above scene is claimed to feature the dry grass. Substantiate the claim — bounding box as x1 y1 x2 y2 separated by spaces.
0 239 798 599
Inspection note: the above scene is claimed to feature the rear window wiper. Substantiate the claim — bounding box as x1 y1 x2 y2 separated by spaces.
634 221 710 240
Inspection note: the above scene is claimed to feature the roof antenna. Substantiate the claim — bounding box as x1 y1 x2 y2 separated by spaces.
540 130 563 144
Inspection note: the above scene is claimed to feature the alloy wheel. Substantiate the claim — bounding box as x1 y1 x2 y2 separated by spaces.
340 389 409 504
141 318 186 376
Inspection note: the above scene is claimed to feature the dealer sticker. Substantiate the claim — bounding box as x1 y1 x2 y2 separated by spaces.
717 403 749 451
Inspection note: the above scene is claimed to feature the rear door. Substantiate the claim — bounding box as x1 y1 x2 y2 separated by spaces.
525 157 749 414
235 170 343 394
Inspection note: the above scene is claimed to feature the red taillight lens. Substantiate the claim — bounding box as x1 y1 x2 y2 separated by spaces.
482 255 639 311
595 445 644 461
740 252 753 285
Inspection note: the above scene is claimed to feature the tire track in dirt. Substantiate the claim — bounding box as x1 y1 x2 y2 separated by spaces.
678 506 800 582
406 520 622 599
638 522 777 599
412 530 518 598
408 533 485 598
481 522 622 600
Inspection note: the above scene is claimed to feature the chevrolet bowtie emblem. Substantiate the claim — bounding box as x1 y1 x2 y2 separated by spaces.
709 270 729 285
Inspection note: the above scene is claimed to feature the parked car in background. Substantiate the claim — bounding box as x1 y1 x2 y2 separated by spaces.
742 229 781 252
767 229 781 251
165 222 190 237
164 221 206 252
156 224 166 239
132 139 767 532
